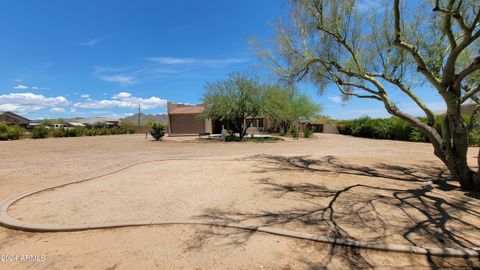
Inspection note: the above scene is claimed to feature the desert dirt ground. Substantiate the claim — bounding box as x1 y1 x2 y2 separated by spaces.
0 133 479 269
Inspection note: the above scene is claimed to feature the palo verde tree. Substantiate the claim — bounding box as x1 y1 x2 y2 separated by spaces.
254 0 480 190
203 73 266 141
264 85 321 134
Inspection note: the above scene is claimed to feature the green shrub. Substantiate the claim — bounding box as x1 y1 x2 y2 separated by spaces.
336 114 480 146
150 123 165 140
469 128 480 145
409 129 427 142
303 128 314 138
290 126 299 139
0 123 25 140
247 136 282 142
51 127 66 137
31 125 50 139
389 117 413 141
225 134 241 141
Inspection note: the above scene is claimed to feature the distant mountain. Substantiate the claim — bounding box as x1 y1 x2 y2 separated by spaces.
121 113 168 124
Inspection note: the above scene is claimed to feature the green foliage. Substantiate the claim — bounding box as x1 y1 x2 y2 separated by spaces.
51 127 87 137
94 122 108 129
409 129 426 142
263 85 321 135
338 115 479 145
150 123 165 141
313 115 337 125
0 123 25 140
39 119 67 126
203 74 321 139
290 126 299 139
338 117 417 141
469 129 480 146
34 123 135 139
303 128 314 138
31 125 50 139
225 134 241 142
203 73 266 140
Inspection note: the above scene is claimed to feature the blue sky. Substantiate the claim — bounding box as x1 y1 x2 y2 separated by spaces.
0 0 446 120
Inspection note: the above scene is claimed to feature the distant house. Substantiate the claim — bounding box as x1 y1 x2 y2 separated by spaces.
461 103 478 116
75 117 119 128
0 111 30 128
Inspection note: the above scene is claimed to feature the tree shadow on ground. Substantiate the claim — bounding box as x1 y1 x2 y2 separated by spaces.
189 155 480 269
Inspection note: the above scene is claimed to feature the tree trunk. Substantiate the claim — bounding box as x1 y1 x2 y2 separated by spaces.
383 94 480 191
440 95 480 191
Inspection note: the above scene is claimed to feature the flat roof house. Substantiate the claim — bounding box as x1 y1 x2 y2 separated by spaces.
0 111 30 128
167 102 212 136
167 102 277 136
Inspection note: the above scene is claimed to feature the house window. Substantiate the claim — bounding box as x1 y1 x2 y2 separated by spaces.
258 118 264 128
251 119 257 127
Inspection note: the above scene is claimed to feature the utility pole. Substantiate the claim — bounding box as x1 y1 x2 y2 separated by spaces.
137 104 141 126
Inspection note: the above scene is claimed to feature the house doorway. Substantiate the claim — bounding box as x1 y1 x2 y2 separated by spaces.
212 119 223 134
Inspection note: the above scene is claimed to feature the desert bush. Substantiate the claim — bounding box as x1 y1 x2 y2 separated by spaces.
409 129 427 142
0 123 25 140
31 125 50 139
225 134 241 142
51 127 66 137
388 117 413 141
247 136 282 142
337 115 480 145
150 123 165 141
303 128 314 138
290 126 299 139
469 129 480 146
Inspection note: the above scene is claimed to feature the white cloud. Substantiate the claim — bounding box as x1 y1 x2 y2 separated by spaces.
13 79 22 82
13 84 28 90
112 92 131 99
328 95 344 104
79 38 100 46
147 57 249 66
148 57 197 64
99 75 136 84
32 86 51 90
50 107 65 113
0 93 69 114
80 94 90 99
73 92 167 110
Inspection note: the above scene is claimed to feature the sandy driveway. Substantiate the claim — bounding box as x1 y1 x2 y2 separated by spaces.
0 134 479 269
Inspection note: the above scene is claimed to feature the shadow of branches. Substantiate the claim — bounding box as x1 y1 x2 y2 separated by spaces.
190 155 480 269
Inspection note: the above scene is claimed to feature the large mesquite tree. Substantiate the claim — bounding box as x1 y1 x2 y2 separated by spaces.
255 0 480 190
203 73 266 140
263 85 321 134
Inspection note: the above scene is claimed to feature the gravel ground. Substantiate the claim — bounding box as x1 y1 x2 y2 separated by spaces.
0 133 479 269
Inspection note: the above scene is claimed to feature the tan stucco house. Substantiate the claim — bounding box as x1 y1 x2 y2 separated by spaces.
167 102 276 136
167 102 212 136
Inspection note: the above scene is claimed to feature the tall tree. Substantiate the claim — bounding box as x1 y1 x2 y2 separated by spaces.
203 74 266 140
264 85 321 134
255 0 480 190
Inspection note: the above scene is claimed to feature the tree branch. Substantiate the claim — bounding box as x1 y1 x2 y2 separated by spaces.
334 81 382 101
461 84 480 104
434 0 458 48
372 73 436 126
456 56 480 87
393 0 443 90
